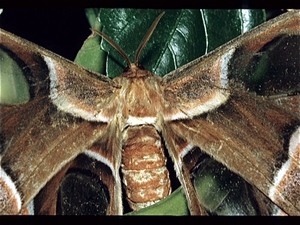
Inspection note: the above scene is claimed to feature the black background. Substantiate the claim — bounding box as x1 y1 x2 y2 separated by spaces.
0 9 91 61
0 9 286 63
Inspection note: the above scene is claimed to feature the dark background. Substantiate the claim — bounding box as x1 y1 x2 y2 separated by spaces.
0 9 91 61
0 9 286 63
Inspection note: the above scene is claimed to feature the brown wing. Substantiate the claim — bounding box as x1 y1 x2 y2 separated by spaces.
164 93 300 215
0 29 120 122
0 29 120 214
32 122 123 215
161 10 300 120
160 11 300 215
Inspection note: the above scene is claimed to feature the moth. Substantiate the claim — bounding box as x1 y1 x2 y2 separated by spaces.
0 10 300 215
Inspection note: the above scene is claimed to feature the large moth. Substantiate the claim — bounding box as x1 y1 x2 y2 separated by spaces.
0 9 299 215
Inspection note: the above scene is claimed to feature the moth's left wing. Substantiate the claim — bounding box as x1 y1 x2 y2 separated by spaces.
161 10 300 215
0 29 120 214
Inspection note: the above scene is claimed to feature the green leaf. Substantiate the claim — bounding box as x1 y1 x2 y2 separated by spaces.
0 48 30 104
74 9 106 74
127 187 189 216
96 9 265 79
192 158 259 215
201 9 266 52
85 8 100 28
99 9 206 78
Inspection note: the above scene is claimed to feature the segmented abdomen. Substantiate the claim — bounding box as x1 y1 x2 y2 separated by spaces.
121 125 171 211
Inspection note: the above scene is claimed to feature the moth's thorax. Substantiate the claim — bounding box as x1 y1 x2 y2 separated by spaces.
114 69 163 126
121 125 171 210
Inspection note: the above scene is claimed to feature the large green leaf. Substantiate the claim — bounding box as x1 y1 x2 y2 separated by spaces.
201 10 266 52
99 9 205 78
87 9 265 79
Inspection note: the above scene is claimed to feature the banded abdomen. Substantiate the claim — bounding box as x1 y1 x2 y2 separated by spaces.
121 125 171 210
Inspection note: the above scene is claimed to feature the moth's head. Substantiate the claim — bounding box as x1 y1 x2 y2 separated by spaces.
123 63 145 73
92 11 165 73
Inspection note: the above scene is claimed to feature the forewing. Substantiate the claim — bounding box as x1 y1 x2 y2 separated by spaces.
161 11 300 215
161 10 300 121
0 29 120 122
0 29 115 214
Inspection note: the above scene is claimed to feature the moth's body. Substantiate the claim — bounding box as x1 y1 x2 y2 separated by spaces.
121 125 171 210
110 66 172 210
1 11 300 215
